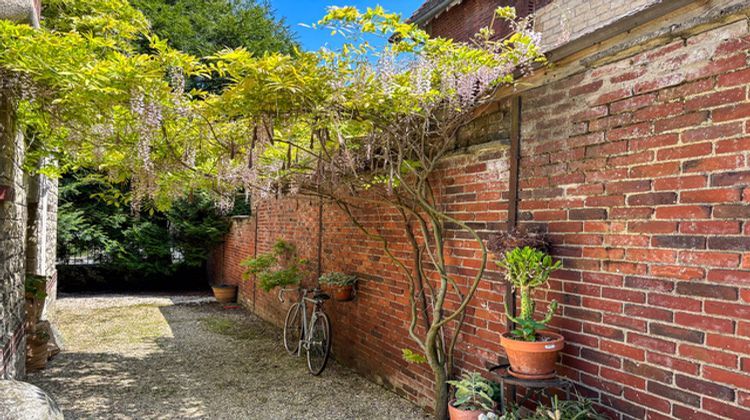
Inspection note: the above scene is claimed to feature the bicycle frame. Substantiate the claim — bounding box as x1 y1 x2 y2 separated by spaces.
279 287 323 356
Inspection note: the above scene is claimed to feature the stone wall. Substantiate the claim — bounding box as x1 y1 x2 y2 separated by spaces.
215 5 750 418
0 90 27 379
26 161 58 319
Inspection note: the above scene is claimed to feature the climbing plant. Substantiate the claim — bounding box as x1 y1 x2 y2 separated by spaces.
0 2 543 418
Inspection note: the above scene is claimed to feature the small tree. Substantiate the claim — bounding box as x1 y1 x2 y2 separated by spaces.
208 7 544 418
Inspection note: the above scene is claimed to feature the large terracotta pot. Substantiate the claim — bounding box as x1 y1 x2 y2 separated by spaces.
500 330 564 379
448 403 484 420
211 285 238 303
329 285 355 302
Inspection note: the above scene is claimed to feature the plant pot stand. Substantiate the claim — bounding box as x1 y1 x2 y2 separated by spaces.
486 361 573 413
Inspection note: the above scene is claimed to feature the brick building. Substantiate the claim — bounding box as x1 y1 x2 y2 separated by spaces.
213 0 750 418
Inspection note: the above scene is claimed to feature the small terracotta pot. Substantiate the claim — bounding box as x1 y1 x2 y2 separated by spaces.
448 403 484 420
329 285 355 301
211 285 238 303
500 330 564 379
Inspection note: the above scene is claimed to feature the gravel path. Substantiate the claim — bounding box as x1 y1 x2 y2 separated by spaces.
28 294 428 420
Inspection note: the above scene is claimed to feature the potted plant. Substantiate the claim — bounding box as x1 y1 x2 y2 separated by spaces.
241 240 307 292
24 274 47 329
446 372 496 420
504 393 607 420
210 284 238 303
319 272 357 301
496 246 563 379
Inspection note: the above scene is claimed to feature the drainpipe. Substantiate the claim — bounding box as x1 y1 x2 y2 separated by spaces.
504 95 522 406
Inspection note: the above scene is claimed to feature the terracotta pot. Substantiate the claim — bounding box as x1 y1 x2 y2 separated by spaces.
448 403 483 420
211 285 238 303
500 330 564 379
26 335 49 372
330 285 355 301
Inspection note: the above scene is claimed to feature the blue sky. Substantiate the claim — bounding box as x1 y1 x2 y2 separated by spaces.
269 1 425 51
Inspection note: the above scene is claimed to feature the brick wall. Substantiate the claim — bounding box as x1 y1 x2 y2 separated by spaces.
215 11 750 420
533 0 659 51
0 89 27 379
213 137 513 409
514 18 750 419
421 0 551 43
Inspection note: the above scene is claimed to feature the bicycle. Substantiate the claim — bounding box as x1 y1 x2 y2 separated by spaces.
278 287 332 375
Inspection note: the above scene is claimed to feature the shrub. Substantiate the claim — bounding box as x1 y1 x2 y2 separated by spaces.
241 239 307 292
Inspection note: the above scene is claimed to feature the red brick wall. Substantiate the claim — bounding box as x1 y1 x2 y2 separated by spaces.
213 144 513 408
516 20 750 419
214 18 750 420
422 0 549 43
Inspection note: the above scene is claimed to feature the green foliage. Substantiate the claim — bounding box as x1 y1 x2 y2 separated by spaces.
504 394 606 420
496 247 561 341
447 373 495 412
132 0 296 56
240 239 306 292
57 172 229 276
25 274 48 301
401 348 427 364
319 272 357 287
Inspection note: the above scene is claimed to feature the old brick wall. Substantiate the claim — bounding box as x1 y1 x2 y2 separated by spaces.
213 136 513 408
533 0 659 51
513 18 750 419
215 9 750 420
0 90 27 379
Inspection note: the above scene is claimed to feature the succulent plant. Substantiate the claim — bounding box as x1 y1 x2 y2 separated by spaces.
496 246 561 341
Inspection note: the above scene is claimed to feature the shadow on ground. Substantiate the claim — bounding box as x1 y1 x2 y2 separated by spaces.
28 296 427 420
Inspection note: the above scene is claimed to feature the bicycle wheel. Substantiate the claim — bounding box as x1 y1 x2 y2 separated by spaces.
283 303 302 356
306 312 331 376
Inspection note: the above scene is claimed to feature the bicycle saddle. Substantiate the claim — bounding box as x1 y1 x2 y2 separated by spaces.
313 291 330 301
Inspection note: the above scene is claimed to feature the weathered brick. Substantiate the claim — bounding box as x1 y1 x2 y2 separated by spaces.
624 276 674 292
628 192 677 206
650 323 704 343
675 374 735 401
674 312 734 333
569 208 607 220
707 269 750 283
679 343 737 368
654 112 708 133
648 381 700 407
601 340 645 361
627 334 676 355
656 143 712 161
705 301 750 319
570 80 604 97
707 237 750 251
684 87 745 111
713 204 750 218
675 282 738 300
680 220 740 234
651 235 705 249
681 122 744 143
713 103 750 122
679 250 740 268
683 155 745 173
703 398 750 419
651 265 705 281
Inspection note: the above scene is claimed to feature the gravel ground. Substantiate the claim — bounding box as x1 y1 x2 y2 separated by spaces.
28 294 428 420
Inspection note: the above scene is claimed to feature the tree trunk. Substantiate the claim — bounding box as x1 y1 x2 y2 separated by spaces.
433 365 449 420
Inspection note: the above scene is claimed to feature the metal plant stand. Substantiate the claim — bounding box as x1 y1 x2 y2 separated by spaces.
487 362 573 414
